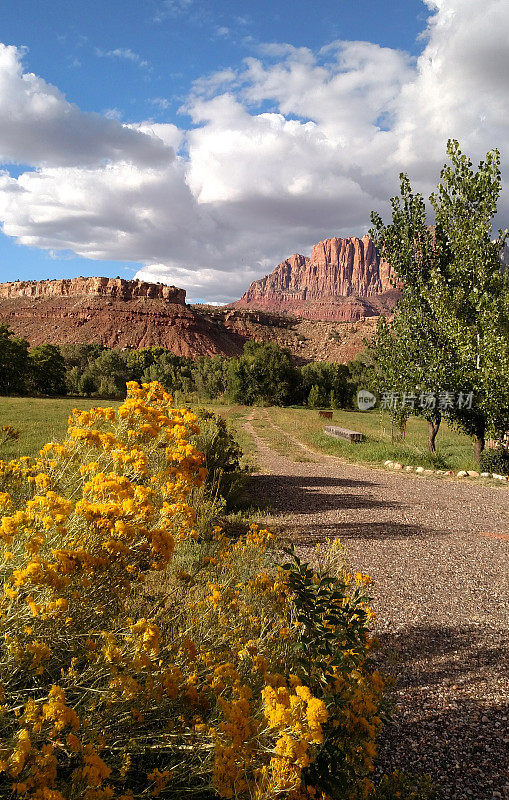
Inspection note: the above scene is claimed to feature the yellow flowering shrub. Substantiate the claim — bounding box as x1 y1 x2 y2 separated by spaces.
0 425 20 449
0 382 385 799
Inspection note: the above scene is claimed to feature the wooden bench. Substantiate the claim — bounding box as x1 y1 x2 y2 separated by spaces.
324 425 364 443
318 410 333 419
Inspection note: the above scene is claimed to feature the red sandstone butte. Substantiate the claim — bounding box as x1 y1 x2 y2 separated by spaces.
0 277 244 358
231 235 400 321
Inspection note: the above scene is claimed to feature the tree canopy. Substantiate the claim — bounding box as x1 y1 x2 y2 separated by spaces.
0 325 29 395
370 140 509 460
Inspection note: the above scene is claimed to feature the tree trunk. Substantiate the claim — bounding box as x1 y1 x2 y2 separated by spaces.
427 413 441 453
473 422 486 463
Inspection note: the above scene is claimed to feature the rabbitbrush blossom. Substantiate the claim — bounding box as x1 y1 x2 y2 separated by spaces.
0 382 384 799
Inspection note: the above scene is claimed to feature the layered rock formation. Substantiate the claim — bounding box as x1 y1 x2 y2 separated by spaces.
0 269 383 363
0 278 243 358
196 305 378 363
0 277 186 303
232 235 399 321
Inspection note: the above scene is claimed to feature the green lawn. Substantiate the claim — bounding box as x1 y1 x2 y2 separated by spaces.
0 397 120 460
0 396 481 472
199 403 257 469
266 406 478 471
0 397 257 468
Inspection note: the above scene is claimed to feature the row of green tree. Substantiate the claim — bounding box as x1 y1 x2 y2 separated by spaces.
0 328 367 409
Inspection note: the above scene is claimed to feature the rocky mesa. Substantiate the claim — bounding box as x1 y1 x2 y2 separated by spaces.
0 248 392 363
0 277 244 358
231 234 400 321
0 277 187 303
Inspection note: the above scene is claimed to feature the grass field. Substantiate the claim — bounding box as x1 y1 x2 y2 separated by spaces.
0 397 122 460
0 395 479 471
0 396 258 467
247 410 315 462
201 403 258 468
265 406 477 471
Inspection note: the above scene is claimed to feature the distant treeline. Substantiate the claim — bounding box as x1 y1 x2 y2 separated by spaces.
0 324 371 408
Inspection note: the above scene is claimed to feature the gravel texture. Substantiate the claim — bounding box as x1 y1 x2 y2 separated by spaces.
244 413 509 800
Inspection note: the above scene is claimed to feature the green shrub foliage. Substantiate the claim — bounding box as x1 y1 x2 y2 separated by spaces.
479 446 509 475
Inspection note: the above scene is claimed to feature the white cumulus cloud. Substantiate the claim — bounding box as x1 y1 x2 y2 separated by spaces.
0 0 508 302
95 47 150 69
0 44 170 167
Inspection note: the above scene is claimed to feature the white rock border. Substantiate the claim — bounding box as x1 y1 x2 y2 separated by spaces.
382 460 508 481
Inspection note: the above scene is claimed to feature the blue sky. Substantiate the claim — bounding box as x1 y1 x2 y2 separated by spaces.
3 0 428 116
0 0 507 301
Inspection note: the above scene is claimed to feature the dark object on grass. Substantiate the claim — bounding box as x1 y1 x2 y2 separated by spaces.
319 410 333 419
324 425 364 442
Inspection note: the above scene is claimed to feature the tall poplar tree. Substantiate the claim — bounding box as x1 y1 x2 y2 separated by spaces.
370 140 509 461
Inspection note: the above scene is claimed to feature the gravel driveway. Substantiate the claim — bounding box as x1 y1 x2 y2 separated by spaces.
244 414 509 800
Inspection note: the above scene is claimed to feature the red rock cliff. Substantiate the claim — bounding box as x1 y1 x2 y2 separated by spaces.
0 277 244 358
232 235 398 321
0 277 186 303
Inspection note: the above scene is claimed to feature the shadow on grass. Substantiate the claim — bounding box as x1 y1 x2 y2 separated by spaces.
374 624 508 799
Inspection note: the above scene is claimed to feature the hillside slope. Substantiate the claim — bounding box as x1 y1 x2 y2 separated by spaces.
0 278 244 358
0 277 378 363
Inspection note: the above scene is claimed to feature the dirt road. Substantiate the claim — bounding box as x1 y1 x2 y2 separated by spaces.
244 415 509 800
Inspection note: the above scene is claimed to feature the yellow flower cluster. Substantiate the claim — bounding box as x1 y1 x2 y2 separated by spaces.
212 684 255 797
41 685 80 734
0 382 384 800
257 681 328 794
